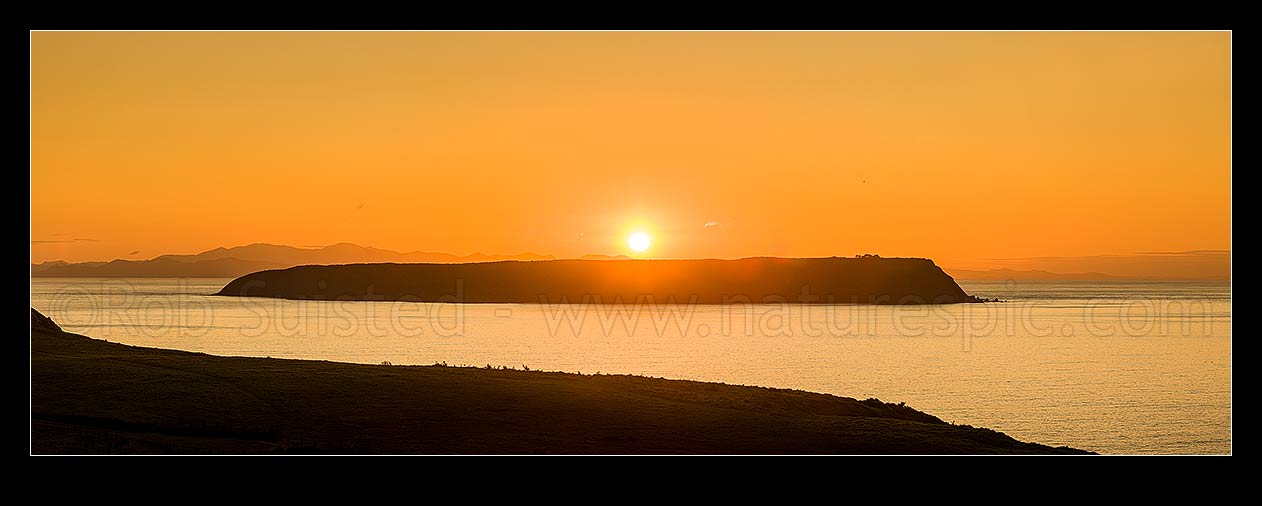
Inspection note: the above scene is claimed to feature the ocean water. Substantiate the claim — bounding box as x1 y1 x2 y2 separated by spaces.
30 278 1231 454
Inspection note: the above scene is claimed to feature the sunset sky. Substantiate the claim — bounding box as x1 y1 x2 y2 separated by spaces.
31 32 1231 266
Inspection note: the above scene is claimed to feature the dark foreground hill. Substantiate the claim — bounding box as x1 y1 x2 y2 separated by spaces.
218 257 979 304
30 309 1085 454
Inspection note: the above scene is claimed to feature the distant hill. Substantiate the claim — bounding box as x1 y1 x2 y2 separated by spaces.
579 254 632 261
946 268 1131 281
943 251 1230 281
219 257 981 305
33 257 287 278
32 243 555 278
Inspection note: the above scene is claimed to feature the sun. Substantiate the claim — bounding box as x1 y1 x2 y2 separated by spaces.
627 232 651 252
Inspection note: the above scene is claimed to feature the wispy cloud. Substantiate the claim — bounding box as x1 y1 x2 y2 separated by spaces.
976 250 1229 261
32 237 99 244
1134 250 1230 256
703 221 720 228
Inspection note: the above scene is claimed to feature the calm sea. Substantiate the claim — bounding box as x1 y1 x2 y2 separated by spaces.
30 277 1231 454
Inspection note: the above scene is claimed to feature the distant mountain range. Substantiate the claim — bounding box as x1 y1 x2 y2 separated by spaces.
942 250 1230 281
578 254 632 261
31 243 1230 281
31 243 554 278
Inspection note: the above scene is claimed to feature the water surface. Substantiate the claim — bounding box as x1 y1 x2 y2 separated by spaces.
31 278 1231 454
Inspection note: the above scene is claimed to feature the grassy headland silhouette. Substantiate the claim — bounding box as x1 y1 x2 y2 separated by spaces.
31 308 1086 454
218 256 980 305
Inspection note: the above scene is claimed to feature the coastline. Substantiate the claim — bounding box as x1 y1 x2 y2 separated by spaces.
31 311 1089 455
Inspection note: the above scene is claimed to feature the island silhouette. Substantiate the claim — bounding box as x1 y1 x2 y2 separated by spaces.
218 256 981 305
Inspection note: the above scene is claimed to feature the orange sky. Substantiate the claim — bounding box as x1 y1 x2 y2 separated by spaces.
31 31 1231 265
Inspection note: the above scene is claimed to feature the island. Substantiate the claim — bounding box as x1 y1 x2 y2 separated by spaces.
217 257 981 305
31 309 1085 454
